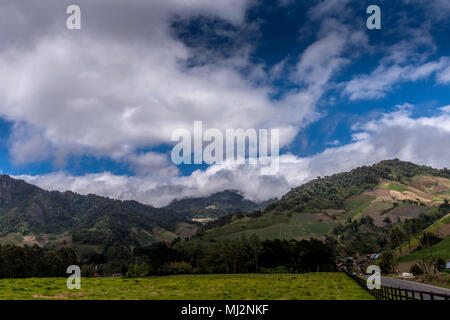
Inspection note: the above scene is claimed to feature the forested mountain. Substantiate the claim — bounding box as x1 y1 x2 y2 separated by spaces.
165 190 274 219
1 160 449 263
0 175 198 260
200 160 450 256
268 159 450 214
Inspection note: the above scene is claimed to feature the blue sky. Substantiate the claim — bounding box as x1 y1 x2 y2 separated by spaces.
0 0 449 206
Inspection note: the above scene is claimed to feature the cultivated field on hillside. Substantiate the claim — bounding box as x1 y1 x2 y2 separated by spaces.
0 273 373 300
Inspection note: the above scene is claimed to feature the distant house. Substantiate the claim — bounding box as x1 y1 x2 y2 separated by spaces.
367 253 381 261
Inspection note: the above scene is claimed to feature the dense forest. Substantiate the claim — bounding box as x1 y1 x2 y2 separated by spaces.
127 237 336 276
0 237 336 278
0 245 77 278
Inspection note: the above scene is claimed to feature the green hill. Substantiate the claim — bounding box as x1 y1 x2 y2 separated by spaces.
399 235 450 263
0 175 198 260
165 190 274 220
396 213 450 262
200 160 450 256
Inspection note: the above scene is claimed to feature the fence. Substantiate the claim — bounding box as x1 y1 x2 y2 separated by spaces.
345 272 450 300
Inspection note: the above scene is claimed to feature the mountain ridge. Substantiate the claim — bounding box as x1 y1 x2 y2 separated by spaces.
0 174 198 260
1 159 449 260
165 189 275 220
199 160 450 256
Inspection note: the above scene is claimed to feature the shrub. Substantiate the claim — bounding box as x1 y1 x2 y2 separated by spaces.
420 233 441 246
409 264 423 275
158 261 192 275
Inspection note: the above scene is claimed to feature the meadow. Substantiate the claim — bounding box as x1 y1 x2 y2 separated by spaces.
203 212 336 241
0 273 374 300
398 235 450 262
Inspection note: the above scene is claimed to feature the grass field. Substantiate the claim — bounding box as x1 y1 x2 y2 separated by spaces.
395 213 450 255
388 183 410 192
398 236 450 262
0 273 374 300
203 212 336 241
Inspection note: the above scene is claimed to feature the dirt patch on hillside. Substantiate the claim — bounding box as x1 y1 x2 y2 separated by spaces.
177 222 198 239
362 189 392 202
22 236 41 247
389 190 432 203
361 203 427 227
389 206 427 219
413 176 450 193
315 213 335 222
360 205 384 226
323 209 345 216
397 260 420 273
435 223 450 238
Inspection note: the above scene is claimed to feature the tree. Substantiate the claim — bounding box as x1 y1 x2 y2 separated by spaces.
389 227 405 252
378 251 397 274
409 264 423 275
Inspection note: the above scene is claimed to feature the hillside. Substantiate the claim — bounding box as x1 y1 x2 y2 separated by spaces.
200 160 450 255
165 190 274 220
0 175 198 260
395 212 450 261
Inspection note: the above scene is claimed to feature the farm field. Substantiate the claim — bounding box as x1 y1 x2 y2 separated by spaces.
0 273 374 300
202 212 337 241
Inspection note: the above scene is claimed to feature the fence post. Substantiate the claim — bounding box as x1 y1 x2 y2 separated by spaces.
429 291 434 301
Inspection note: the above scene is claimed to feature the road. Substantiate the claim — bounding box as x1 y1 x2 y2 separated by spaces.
361 275 450 300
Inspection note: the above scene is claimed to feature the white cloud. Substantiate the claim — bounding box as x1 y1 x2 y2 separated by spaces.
307 0 352 21
3 1 450 207
0 0 353 168
0 1 365 169
17 105 450 207
343 57 450 101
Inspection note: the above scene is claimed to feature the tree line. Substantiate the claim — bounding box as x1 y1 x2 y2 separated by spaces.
125 236 336 277
0 245 77 278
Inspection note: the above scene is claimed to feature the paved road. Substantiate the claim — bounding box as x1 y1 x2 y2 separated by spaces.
362 275 450 300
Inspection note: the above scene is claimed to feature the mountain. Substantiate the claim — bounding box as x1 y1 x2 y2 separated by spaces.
0 175 198 260
165 190 274 220
199 160 450 255
2 159 449 261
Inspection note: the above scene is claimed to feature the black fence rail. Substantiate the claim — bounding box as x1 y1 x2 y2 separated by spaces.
345 272 450 301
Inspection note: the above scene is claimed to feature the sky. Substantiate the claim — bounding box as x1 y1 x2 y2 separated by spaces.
0 0 449 207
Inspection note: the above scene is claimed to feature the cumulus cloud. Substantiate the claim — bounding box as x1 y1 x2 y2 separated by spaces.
16 105 450 206
0 0 364 168
3 1 450 207
0 0 301 164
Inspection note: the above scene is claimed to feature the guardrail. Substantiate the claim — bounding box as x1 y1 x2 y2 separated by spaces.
345 272 450 300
